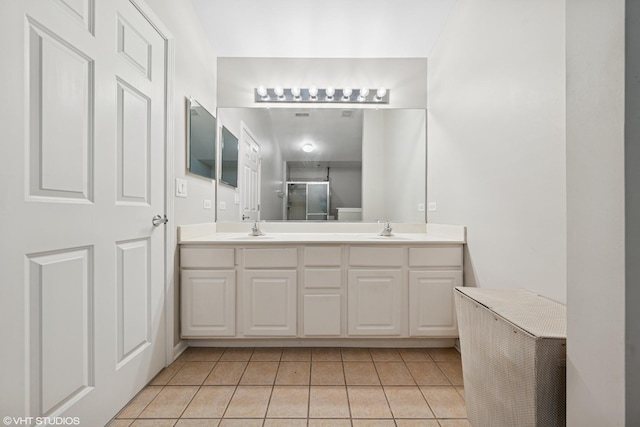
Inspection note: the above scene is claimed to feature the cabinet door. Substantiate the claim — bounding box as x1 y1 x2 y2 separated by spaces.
348 269 402 336
243 270 297 336
181 270 236 337
303 294 342 336
409 270 462 337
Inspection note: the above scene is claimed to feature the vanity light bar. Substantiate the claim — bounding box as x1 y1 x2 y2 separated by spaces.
254 87 389 104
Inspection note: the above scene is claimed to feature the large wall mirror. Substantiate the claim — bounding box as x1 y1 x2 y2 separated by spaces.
187 98 217 179
216 107 426 223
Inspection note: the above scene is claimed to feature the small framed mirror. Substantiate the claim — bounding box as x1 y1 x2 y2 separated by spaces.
187 98 216 179
220 126 239 187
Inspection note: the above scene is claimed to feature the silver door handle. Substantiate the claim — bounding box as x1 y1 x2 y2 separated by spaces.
152 214 168 226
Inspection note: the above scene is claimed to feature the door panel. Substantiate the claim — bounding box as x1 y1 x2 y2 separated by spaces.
0 0 167 424
240 124 261 220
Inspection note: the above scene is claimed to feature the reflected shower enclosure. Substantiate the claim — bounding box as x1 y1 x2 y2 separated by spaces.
286 182 330 221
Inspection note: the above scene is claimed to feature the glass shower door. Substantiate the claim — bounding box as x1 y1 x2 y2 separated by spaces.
306 182 329 220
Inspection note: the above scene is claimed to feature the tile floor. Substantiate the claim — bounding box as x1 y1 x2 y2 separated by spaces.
108 347 469 427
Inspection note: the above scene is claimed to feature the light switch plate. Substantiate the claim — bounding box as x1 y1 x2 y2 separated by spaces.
418 203 425 212
176 178 187 198
219 201 227 210
203 200 212 209
234 193 240 204
428 202 437 212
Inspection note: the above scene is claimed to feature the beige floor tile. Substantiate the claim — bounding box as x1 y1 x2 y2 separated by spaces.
455 385 465 400
116 386 163 418
224 385 272 418
240 361 279 385
351 421 396 427
405 362 450 386
343 362 380 385
218 420 263 427
175 420 220 427
182 386 235 418
275 362 311 385
219 348 254 361
311 361 345 385
347 386 392 418
149 362 185 385
437 361 464 386
420 386 467 418
308 386 350 418
341 347 372 361
168 362 215 385
395 420 440 427
312 347 342 361
178 347 225 362
375 362 416 385
384 386 435 419
139 386 198 418
370 348 403 362
426 348 461 362
308 420 351 427
250 347 283 361
266 386 309 418
203 362 247 385
130 420 177 427
263 419 307 427
398 348 432 362
438 420 472 427
107 420 133 427
281 347 312 361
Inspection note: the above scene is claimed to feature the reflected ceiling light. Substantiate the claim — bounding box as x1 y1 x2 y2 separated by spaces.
325 87 335 100
253 87 388 104
302 143 314 153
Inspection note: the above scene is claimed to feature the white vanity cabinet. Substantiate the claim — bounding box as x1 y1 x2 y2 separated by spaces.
242 248 298 336
179 236 464 342
180 248 236 337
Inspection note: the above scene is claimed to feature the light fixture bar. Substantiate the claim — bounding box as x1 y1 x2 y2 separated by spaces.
254 88 389 104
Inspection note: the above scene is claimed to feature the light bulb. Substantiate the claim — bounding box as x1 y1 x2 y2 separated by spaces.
291 87 301 98
257 86 268 98
376 87 387 99
342 87 353 99
325 87 335 98
302 143 314 153
308 86 318 98
360 87 370 98
274 87 284 98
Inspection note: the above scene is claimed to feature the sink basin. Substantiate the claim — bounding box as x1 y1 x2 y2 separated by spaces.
366 235 413 240
225 235 275 240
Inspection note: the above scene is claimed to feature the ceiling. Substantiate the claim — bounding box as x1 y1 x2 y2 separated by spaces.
190 0 456 58
268 108 363 162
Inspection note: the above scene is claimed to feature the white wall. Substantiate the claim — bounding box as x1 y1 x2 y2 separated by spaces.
217 108 285 221
362 110 386 222
144 0 218 348
566 0 626 425
426 0 566 303
217 58 429 109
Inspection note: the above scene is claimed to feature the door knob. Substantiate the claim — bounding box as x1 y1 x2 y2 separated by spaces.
152 214 168 226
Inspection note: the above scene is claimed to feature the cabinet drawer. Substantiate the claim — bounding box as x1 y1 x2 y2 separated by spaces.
304 246 342 266
409 246 463 268
349 247 403 267
244 248 297 268
181 247 235 268
304 269 342 289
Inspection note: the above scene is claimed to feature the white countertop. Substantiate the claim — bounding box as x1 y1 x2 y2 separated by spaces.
178 223 466 245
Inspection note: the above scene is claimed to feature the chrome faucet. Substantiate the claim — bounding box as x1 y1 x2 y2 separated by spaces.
378 221 393 237
249 220 265 236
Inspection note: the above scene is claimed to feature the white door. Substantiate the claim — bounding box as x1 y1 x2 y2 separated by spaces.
181 270 236 337
243 270 297 336
348 270 402 336
409 270 462 337
0 1 167 425
240 123 261 221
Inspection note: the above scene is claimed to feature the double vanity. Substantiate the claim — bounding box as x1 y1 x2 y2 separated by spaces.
179 222 465 346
